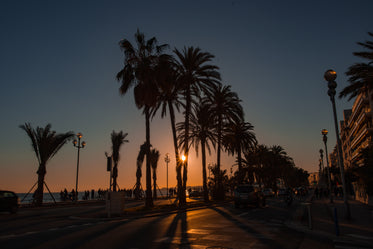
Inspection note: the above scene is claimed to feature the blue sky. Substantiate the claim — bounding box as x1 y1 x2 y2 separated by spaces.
1 0 373 193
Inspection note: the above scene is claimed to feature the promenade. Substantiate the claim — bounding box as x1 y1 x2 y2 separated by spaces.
288 196 373 249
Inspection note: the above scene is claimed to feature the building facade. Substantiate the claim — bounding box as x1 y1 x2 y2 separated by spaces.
339 91 373 204
340 92 372 168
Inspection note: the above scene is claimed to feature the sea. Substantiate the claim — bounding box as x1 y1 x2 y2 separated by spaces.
16 187 202 204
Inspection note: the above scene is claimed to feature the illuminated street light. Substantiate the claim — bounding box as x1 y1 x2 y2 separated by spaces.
321 129 333 203
73 132 86 202
164 153 170 198
323 70 350 218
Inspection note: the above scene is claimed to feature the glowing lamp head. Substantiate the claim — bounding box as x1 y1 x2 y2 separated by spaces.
82 141 86 148
77 133 83 139
324 69 337 82
321 129 328 135
73 139 77 146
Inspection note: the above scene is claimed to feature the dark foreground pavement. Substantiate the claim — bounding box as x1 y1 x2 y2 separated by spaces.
1 196 372 248
287 196 373 249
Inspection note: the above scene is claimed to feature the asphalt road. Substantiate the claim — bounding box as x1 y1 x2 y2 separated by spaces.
0 198 335 249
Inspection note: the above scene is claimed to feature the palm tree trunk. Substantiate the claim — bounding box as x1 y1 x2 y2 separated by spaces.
35 163 46 206
135 163 142 199
112 164 118 192
153 169 157 199
201 140 208 202
182 88 191 205
145 107 153 208
216 117 224 200
237 145 243 183
168 102 183 207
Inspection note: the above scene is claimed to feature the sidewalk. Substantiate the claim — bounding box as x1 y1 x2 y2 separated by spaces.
289 196 373 248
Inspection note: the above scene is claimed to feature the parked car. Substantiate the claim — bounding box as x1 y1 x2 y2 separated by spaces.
262 188 275 197
0 190 19 213
233 185 265 208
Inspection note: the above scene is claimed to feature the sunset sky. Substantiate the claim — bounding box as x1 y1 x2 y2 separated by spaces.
1 0 373 193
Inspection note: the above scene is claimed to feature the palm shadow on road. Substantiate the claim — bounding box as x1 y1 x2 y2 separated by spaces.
157 211 190 249
209 206 286 249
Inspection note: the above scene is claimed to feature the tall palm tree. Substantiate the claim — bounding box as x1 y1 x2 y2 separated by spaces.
204 84 243 199
150 56 184 206
177 102 216 202
340 32 373 101
340 32 373 127
223 120 257 183
19 123 74 206
110 131 129 192
173 46 220 205
116 29 168 208
149 148 160 199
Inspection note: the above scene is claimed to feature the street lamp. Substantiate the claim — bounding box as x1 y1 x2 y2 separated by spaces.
324 70 350 218
73 132 86 202
321 129 333 203
164 153 170 198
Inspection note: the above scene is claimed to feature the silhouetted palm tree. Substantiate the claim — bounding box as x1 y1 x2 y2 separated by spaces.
19 123 74 206
150 56 184 206
173 46 220 205
204 84 243 199
242 148 257 183
150 148 160 199
116 29 168 208
110 131 129 192
252 144 270 187
135 142 147 199
177 102 216 202
340 32 373 101
223 120 257 183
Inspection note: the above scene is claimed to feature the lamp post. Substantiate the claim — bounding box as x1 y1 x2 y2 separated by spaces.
73 133 86 202
164 153 170 198
321 129 333 203
324 70 350 218
319 149 324 173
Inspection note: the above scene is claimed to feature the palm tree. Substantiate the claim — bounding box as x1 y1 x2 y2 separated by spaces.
110 131 129 192
253 144 270 187
135 142 147 199
340 32 373 101
150 55 184 206
173 46 221 205
149 148 160 199
116 29 168 208
177 102 216 202
204 84 243 200
242 148 257 183
223 120 257 183
19 123 74 206
340 32 373 126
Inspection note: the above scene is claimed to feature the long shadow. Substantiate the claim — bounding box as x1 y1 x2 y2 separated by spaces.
2 217 137 249
157 210 190 249
209 206 288 249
